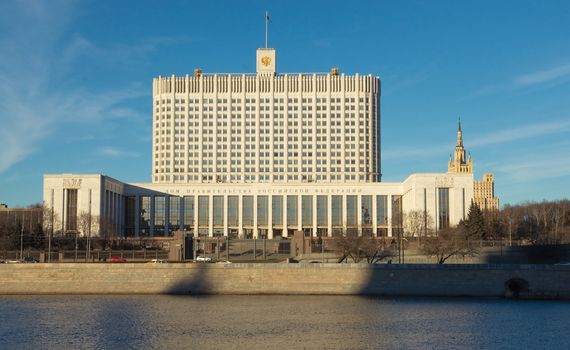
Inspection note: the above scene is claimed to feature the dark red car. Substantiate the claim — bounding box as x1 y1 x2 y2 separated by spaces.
110 257 127 263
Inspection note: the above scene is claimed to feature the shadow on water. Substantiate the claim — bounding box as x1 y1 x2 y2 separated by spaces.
91 297 153 349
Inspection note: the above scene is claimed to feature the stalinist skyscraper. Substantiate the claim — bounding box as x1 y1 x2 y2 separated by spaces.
447 120 499 211
448 120 473 174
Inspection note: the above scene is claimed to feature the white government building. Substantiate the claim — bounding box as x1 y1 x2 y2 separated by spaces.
43 46 479 239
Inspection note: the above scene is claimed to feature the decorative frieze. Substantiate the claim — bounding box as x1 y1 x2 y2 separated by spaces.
63 178 82 189
435 176 454 188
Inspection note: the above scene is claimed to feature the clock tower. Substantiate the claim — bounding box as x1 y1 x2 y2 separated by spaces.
256 48 276 76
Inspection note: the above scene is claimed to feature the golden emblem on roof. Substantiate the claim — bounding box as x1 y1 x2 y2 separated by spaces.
261 56 271 66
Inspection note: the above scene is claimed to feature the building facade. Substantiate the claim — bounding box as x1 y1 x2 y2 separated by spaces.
152 48 380 184
44 173 473 239
43 46 489 239
474 174 500 211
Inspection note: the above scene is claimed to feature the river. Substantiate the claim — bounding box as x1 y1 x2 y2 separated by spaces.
0 295 568 349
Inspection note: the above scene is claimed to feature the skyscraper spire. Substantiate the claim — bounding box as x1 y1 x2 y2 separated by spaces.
448 118 472 174
456 117 463 147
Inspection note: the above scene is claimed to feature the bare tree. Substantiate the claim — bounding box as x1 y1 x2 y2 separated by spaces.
551 200 569 242
42 206 61 261
422 226 479 264
330 236 394 263
77 211 97 238
98 216 117 250
403 210 434 244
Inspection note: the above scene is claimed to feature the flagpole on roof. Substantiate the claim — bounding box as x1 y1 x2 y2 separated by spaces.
265 11 269 48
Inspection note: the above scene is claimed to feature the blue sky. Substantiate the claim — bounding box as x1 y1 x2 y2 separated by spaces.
1 0 569 207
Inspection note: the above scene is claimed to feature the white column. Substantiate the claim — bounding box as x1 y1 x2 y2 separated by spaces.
283 195 288 238
193 195 199 238
208 195 214 237
268 195 273 239
223 194 228 237
387 195 393 238
238 194 244 238
297 194 302 232
253 195 258 238
357 194 362 236
342 194 347 235
312 194 317 237
372 194 378 237
327 195 332 237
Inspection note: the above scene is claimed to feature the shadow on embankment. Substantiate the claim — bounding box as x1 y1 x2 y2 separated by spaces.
356 264 536 298
484 244 570 264
165 263 215 295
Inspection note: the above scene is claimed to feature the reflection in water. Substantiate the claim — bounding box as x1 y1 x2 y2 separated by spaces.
0 296 569 349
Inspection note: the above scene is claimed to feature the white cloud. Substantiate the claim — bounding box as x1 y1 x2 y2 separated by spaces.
492 152 570 183
471 119 570 147
0 1 164 173
515 62 570 87
97 147 140 158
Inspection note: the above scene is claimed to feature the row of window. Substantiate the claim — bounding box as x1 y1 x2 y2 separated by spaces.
125 194 402 237
157 97 372 105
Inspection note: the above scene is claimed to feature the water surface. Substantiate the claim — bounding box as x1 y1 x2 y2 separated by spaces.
0 295 568 349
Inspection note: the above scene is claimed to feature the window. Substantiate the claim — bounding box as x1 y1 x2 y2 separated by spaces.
257 196 268 226
376 195 387 225
243 196 253 226
392 195 403 228
213 196 223 227
140 196 151 236
227 196 239 226
302 196 313 226
287 196 298 226
169 196 180 234
154 196 166 236
346 196 357 227
198 196 209 227
317 196 327 226
272 196 283 226
438 189 449 229
125 196 136 237
361 195 372 226
183 196 194 230
331 196 342 226
65 189 78 232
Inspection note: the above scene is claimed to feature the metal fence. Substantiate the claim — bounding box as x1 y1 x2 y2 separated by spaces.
193 238 292 262
0 249 168 263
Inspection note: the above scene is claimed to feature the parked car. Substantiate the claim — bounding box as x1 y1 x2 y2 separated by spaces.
195 256 212 263
110 257 127 263
149 259 166 264
21 257 39 263
5 259 22 264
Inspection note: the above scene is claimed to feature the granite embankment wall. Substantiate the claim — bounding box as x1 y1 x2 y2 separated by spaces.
1 263 569 298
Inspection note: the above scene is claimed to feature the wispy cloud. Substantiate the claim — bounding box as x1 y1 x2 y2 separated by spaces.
493 152 570 183
383 118 570 160
471 119 570 147
514 62 570 87
97 147 140 158
382 67 434 96
0 1 166 173
464 61 570 100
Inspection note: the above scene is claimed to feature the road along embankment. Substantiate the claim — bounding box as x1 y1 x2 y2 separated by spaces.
1 263 569 298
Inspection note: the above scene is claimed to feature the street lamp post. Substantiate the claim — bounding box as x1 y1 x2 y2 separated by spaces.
20 225 24 260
